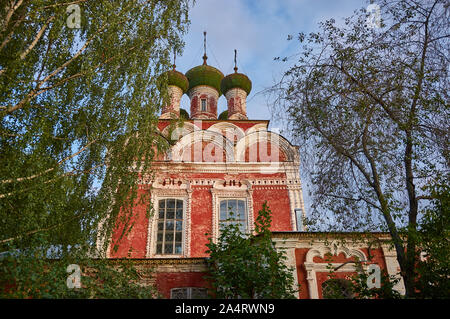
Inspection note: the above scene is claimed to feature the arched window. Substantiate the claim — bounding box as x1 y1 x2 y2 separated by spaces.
156 199 184 255
321 278 354 299
219 199 247 233
170 287 208 299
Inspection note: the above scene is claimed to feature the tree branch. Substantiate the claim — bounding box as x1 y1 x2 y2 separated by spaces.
1 0 24 34
0 139 96 185
19 15 55 61
0 210 88 245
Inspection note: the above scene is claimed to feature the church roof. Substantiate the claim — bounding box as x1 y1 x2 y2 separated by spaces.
185 64 224 96
221 72 252 95
166 69 189 94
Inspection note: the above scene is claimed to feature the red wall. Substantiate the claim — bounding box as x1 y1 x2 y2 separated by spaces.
190 187 213 257
109 189 149 258
109 172 293 258
252 186 292 231
295 248 310 299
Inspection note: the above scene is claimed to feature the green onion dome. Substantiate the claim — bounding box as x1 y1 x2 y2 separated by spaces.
185 64 224 96
218 110 228 120
221 72 252 96
166 69 189 94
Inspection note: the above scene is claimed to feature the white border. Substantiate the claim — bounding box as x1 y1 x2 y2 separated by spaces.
146 180 192 258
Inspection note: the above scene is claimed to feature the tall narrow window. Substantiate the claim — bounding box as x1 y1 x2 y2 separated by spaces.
156 199 183 255
219 199 247 233
295 208 303 231
201 99 207 111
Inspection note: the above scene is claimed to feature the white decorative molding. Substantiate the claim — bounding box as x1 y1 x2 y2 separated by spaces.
161 121 196 140
288 186 301 231
282 247 300 296
305 240 366 263
142 160 301 175
245 123 268 135
304 241 367 299
207 122 245 143
210 179 254 242
146 179 192 258
139 175 303 189
235 130 298 163
381 243 406 295
171 130 235 162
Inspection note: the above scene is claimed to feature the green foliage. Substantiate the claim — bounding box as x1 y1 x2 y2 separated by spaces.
271 0 449 297
0 248 158 298
166 70 189 93
414 183 450 298
205 202 298 299
321 278 355 299
185 65 224 95
323 252 401 299
0 0 193 297
323 270 402 299
220 73 252 95
353 269 401 299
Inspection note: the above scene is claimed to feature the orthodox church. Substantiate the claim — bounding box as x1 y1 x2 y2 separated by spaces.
102 39 405 299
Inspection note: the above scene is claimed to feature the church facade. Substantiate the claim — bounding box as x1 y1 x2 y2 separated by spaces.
103 52 405 299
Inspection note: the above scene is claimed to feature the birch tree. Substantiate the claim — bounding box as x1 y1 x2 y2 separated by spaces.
0 0 192 297
270 0 449 297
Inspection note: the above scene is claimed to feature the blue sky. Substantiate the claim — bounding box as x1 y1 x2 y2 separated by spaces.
176 0 368 130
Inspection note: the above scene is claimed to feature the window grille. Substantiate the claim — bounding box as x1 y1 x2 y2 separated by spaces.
156 199 183 255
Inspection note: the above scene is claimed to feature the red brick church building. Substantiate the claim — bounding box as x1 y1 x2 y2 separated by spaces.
100 49 405 299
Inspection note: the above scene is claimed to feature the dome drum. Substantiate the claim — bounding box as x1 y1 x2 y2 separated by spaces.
160 69 189 119
221 73 252 120
185 64 224 119
159 55 252 120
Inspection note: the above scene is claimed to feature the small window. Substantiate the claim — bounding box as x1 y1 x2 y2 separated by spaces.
201 99 207 111
156 199 184 255
295 208 303 231
322 278 354 299
170 287 208 299
219 199 247 233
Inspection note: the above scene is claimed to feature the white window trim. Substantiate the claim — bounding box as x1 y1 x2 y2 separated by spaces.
304 241 366 299
146 179 192 258
211 180 254 243
152 197 186 257
218 198 249 232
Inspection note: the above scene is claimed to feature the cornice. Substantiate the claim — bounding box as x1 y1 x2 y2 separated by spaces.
270 231 393 241
105 257 208 265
